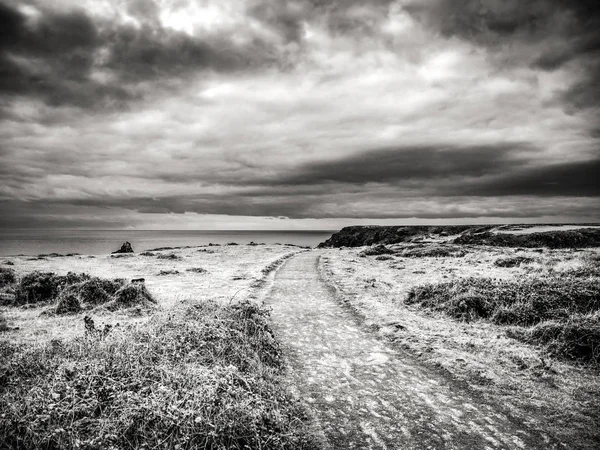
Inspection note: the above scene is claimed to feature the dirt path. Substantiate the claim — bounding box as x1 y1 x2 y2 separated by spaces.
266 252 561 450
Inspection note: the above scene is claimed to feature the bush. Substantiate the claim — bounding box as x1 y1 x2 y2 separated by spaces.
494 256 535 267
158 270 180 276
0 267 16 288
108 283 156 310
62 277 126 308
55 293 82 315
360 244 395 257
14 272 61 305
406 277 600 326
454 228 600 248
0 302 318 449
407 276 600 364
186 267 207 273
400 245 465 258
375 255 393 261
516 312 600 364
0 313 7 332
157 253 181 260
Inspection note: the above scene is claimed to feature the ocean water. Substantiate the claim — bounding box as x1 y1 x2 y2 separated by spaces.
0 230 335 256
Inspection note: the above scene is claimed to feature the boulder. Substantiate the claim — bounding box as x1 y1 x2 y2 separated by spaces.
112 242 134 254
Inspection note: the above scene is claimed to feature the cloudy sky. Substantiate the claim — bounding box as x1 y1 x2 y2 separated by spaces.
0 0 598 230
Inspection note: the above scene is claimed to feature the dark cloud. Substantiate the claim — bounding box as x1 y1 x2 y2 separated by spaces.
267 144 531 186
0 1 277 110
404 0 600 111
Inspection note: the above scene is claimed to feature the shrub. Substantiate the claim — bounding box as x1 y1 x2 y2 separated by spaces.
186 267 207 273
407 276 600 364
400 245 465 258
494 256 535 267
108 283 156 310
139 251 156 256
0 302 318 449
360 244 395 257
515 312 600 364
158 270 180 276
375 255 393 261
0 313 7 332
406 277 600 326
63 277 126 306
13 272 61 305
0 267 16 287
55 292 82 315
454 228 600 248
157 253 181 260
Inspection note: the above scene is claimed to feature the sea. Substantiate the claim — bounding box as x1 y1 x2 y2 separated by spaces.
0 229 335 257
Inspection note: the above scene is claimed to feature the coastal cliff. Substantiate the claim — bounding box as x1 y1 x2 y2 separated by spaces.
317 225 600 248
317 225 481 248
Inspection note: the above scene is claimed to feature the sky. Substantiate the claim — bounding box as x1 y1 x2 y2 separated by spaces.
0 0 598 230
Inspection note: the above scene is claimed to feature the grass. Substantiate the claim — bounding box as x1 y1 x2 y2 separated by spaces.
454 228 600 248
406 276 600 364
0 301 319 449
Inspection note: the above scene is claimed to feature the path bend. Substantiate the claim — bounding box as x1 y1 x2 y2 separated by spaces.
266 252 559 450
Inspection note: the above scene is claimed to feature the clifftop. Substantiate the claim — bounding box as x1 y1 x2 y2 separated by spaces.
317 225 600 248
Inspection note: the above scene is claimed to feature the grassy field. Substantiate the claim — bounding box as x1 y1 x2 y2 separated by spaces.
319 243 600 448
0 244 317 449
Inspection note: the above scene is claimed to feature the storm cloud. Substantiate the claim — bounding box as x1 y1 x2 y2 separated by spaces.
0 0 598 229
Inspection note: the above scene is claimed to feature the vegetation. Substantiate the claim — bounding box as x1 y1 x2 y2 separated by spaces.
454 228 600 248
0 312 7 332
359 244 394 257
12 272 88 305
0 301 318 450
157 253 181 260
400 245 466 258
406 276 600 364
158 270 180 276
0 267 17 288
494 256 535 267
7 271 152 314
186 267 207 273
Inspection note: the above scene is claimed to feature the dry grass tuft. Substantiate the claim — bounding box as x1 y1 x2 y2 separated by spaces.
0 301 318 449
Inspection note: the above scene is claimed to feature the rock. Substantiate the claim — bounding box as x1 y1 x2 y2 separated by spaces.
112 242 134 254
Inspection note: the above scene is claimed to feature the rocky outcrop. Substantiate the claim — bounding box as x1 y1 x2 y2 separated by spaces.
317 225 483 248
112 242 134 254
